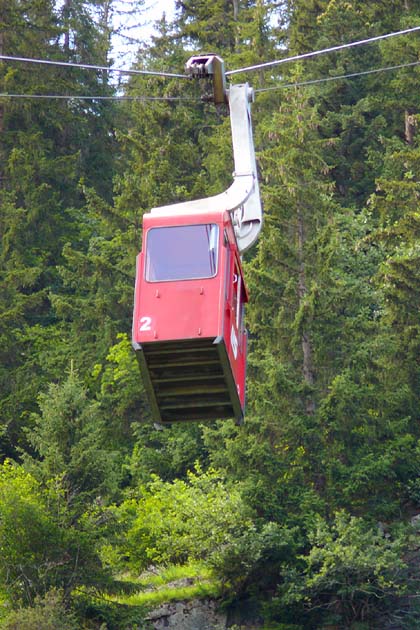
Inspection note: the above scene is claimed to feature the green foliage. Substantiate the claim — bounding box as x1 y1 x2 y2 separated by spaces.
0 461 63 604
284 511 408 628
0 460 110 606
94 333 150 448
72 595 146 630
176 0 241 53
118 468 254 570
24 371 120 515
0 590 79 630
209 521 302 601
129 420 209 483
119 561 213 588
0 0 118 456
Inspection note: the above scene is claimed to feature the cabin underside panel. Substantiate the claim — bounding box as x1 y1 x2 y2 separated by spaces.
134 337 243 424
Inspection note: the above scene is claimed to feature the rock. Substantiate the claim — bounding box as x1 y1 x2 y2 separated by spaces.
146 598 226 630
410 513 420 529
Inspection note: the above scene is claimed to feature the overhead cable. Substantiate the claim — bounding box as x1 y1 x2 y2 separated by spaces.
2 50 420 102
0 54 188 79
2 26 419 85
255 59 420 93
2 58 420 101
227 25 420 76
0 93 197 101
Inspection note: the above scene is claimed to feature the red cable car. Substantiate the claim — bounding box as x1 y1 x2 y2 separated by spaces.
132 56 262 425
132 208 248 424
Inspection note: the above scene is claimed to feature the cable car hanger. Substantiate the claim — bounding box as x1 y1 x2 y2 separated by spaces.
150 54 262 254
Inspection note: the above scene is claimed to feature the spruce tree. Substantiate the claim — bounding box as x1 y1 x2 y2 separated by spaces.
0 0 118 454
25 369 119 514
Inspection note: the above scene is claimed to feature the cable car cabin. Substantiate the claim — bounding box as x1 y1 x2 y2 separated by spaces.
132 208 248 425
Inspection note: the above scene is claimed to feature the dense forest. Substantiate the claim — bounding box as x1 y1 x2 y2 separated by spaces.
1 0 420 628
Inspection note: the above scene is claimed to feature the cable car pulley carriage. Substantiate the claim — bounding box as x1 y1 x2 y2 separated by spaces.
132 54 262 425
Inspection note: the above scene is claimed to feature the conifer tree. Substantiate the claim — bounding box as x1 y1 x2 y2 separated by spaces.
0 0 119 454
25 369 119 514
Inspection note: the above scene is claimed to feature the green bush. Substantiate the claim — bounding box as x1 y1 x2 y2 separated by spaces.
118 467 254 570
1 590 79 630
0 462 66 604
285 511 408 628
0 460 110 605
209 521 301 595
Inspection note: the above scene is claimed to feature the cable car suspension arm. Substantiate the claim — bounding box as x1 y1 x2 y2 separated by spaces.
150 54 262 254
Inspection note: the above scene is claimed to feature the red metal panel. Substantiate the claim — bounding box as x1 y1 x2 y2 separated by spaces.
134 276 221 343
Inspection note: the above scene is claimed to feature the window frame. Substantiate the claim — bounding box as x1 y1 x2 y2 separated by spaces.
145 223 220 283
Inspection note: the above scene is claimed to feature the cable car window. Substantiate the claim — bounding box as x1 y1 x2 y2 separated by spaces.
146 224 219 282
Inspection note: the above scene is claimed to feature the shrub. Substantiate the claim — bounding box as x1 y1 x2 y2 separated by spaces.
286 511 408 627
119 467 254 570
0 460 110 605
1 590 78 630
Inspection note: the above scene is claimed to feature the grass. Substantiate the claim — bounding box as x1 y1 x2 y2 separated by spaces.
115 579 221 607
127 561 213 588
109 561 222 609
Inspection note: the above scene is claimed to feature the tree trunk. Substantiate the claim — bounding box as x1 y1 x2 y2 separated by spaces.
297 204 316 414
405 110 416 145
232 0 239 21
63 0 71 52
100 0 112 84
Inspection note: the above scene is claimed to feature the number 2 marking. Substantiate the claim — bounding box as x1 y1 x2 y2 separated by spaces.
139 316 152 332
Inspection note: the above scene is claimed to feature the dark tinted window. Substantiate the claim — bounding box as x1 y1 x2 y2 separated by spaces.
145 224 219 282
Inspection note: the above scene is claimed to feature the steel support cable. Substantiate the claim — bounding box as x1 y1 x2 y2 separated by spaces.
0 93 199 101
0 54 188 79
226 25 420 76
2 58 419 100
1 29 420 102
1 57 419 101
255 60 420 93
1 26 419 86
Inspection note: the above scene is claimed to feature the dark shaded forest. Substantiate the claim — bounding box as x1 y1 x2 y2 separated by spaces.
1 0 420 628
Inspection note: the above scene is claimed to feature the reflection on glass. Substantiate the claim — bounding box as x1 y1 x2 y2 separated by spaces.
146 224 219 282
